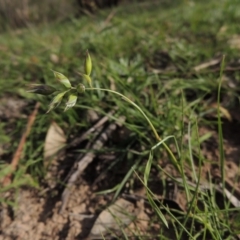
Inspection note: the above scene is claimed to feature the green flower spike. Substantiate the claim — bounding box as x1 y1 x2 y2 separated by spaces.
83 50 92 87
82 74 92 87
52 70 71 88
47 91 68 113
65 93 78 112
84 50 92 76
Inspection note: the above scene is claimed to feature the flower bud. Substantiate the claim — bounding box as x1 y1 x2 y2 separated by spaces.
65 93 78 112
84 50 92 76
77 83 85 93
52 70 71 88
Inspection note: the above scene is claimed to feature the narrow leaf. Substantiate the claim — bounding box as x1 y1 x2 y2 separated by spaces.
64 93 78 111
47 91 67 113
52 70 71 88
27 84 57 95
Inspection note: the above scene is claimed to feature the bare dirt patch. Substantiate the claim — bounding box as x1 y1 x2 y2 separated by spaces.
1 117 240 239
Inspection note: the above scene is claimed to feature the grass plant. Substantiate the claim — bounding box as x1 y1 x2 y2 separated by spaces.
1 0 240 238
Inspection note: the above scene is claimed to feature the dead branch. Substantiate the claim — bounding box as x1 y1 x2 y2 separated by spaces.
3 102 40 186
68 109 116 148
60 116 125 213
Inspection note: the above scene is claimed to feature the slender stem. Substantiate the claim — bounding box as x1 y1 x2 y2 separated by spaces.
218 55 228 224
85 87 180 171
217 55 225 186
85 87 160 140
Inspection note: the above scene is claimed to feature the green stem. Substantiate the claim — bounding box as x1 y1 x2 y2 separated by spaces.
85 87 180 171
86 87 160 140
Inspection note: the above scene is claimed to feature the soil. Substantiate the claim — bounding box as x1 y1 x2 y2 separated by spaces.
1 59 240 239
1 112 240 239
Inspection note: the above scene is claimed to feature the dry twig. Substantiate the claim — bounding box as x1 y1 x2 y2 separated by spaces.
68 109 116 148
60 116 125 213
3 102 40 186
